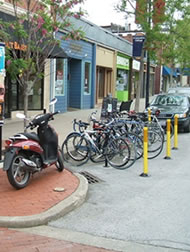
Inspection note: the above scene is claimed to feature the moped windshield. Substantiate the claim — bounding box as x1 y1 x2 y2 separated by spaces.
16 113 26 119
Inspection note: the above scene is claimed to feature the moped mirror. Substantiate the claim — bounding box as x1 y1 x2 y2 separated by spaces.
16 113 26 119
49 98 57 106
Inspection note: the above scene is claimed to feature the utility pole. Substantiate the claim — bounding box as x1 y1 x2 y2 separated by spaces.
145 0 151 108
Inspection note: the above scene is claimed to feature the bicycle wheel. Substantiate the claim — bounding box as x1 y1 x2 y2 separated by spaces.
145 121 165 142
105 137 131 169
147 130 164 159
90 134 106 163
62 132 90 165
120 133 138 168
127 132 143 160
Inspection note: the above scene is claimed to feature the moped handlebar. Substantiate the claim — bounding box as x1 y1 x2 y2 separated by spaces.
51 111 60 117
26 111 60 129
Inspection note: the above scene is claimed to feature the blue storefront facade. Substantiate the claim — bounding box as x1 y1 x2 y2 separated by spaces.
51 32 96 112
49 17 132 113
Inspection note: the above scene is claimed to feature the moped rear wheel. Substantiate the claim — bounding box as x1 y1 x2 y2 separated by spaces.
7 154 31 189
56 148 64 172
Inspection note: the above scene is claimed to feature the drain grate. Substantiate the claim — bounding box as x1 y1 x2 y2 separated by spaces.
79 171 103 184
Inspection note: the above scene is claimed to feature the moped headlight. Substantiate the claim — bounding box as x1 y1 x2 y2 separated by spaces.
177 113 187 118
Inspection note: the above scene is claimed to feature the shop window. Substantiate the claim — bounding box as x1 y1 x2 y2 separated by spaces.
116 69 129 91
5 72 43 113
18 79 43 110
5 48 43 113
55 59 64 95
11 79 18 110
84 62 91 94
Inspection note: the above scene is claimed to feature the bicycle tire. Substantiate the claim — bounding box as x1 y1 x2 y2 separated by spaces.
105 137 131 169
127 132 143 160
147 130 164 159
62 132 90 165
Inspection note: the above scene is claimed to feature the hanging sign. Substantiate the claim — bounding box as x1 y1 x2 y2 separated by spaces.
133 36 145 57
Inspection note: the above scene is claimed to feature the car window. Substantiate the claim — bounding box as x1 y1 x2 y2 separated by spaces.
151 95 167 105
151 95 187 106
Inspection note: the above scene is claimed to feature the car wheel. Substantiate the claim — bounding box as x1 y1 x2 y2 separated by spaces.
183 120 190 133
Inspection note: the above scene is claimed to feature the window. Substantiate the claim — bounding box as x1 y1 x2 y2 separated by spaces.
18 79 43 110
116 69 128 91
84 62 91 94
55 59 64 95
5 73 43 111
28 79 42 109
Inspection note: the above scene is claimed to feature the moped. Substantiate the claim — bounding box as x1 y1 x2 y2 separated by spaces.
3 98 64 189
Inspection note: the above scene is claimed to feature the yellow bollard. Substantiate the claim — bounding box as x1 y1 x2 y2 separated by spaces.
164 119 171 159
172 114 178 150
140 127 149 177
148 108 151 122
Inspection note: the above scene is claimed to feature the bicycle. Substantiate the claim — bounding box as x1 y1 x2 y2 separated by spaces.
62 119 132 169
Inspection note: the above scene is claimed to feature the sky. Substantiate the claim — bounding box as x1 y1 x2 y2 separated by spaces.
79 0 129 27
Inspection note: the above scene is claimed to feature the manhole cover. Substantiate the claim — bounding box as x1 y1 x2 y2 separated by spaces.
79 171 104 184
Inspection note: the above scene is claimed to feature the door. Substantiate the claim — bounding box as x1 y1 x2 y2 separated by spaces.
67 58 82 109
96 67 112 104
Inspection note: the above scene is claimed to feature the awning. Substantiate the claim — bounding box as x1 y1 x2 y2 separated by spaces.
0 11 68 59
163 66 177 77
47 44 68 59
176 67 190 76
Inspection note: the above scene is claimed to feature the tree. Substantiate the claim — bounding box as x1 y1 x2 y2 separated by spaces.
115 0 190 109
0 0 86 125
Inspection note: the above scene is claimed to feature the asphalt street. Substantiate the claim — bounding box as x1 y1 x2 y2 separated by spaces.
46 131 190 251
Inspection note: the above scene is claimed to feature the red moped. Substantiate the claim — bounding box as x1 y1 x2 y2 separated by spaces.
3 98 64 189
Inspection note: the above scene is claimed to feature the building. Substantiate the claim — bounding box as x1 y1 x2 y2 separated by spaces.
0 2 133 117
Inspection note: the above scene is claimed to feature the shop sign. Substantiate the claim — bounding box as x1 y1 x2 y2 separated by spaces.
0 43 5 76
133 36 145 57
5 41 27 51
132 60 140 71
69 42 82 53
117 56 129 69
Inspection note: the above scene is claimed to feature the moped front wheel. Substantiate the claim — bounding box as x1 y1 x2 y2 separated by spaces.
7 154 31 189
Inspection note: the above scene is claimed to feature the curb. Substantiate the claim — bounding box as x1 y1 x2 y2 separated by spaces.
0 173 88 228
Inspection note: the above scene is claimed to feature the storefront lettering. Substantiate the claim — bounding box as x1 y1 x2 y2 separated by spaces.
69 42 82 53
133 60 140 71
117 56 129 67
5 42 27 51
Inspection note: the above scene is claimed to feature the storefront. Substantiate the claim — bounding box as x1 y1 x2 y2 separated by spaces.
95 45 116 104
162 65 177 92
1 11 68 118
4 40 44 118
51 32 96 112
116 53 130 102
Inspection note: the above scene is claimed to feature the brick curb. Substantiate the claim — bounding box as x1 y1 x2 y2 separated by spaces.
0 173 88 228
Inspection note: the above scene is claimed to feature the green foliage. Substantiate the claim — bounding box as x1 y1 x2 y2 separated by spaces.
116 0 190 68
0 0 86 106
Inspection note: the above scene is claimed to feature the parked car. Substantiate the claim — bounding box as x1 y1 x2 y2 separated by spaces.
167 87 190 97
148 93 190 132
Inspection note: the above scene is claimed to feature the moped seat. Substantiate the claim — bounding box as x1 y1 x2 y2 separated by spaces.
21 132 40 142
